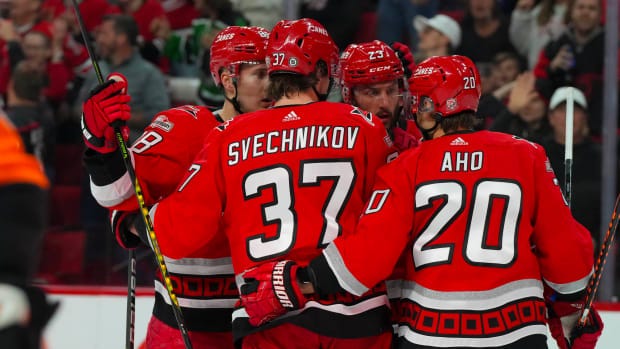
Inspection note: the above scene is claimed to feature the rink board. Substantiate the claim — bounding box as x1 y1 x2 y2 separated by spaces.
42 285 620 349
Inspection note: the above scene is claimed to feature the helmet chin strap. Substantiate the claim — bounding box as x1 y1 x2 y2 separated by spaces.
414 113 442 140
226 79 244 114
312 77 334 102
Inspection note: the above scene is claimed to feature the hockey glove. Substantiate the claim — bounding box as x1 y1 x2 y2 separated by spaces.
110 210 142 249
239 260 307 327
81 75 131 153
392 126 419 152
391 42 416 78
546 298 604 349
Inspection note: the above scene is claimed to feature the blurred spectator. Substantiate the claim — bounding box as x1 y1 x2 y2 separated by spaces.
540 86 602 242
160 0 200 31
510 0 568 69
58 0 121 37
230 0 283 29
0 18 24 100
376 0 439 50
477 52 525 127
533 0 611 137
193 0 249 106
300 0 362 51
79 14 170 141
21 26 71 108
115 0 170 68
5 61 55 180
490 51 525 88
0 0 92 99
456 0 518 64
412 13 461 62
490 71 551 144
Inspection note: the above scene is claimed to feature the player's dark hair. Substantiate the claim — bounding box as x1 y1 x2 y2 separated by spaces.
267 61 327 101
440 111 481 133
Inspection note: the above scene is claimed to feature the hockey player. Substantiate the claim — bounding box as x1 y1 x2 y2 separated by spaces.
339 40 421 152
140 18 398 348
0 114 57 349
238 55 604 349
80 26 270 349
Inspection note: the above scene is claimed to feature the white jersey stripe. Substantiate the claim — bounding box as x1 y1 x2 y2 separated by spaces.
543 269 592 295
164 256 234 275
401 279 544 311
89 152 136 207
398 323 548 347
323 243 369 296
232 294 389 321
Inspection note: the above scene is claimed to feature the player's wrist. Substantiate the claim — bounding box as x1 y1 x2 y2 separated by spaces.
296 267 316 295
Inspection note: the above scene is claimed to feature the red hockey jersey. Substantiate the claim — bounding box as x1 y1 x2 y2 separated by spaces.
315 130 594 347
152 101 398 341
86 105 237 334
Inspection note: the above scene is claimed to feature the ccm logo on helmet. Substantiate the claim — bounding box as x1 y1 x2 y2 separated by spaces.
215 33 235 42
309 25 329 36
369 65 390 73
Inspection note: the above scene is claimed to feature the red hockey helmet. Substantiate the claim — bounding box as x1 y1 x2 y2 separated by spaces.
266 18 339 77
409 55 481 117
339 40 405 103
210 26 270 86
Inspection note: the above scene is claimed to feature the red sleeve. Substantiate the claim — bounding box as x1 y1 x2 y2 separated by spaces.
530 147 593 294
317 153 416 295
533 47 551 79
151 126 226 259
89 106 218 211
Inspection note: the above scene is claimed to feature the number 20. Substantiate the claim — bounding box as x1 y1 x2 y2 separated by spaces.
413 180 522 269
463 76 476 89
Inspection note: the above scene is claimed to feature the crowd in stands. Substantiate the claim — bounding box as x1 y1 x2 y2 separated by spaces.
1 0 617 290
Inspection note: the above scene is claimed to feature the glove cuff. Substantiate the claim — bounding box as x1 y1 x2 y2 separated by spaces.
111 210 142 249
272 261 306 309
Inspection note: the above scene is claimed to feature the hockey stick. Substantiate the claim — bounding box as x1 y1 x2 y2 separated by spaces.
70 2 193 349
564 88 574 208
126 250 136 349
576 191 620 327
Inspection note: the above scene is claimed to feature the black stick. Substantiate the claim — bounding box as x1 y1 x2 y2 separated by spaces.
70 2 193 348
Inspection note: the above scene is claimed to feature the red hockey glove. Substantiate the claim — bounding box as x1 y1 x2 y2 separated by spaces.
391 42 416 78
392 126 419 152
81 74 131 153
110 210 142 249
547 299 604 349
240 260 307 327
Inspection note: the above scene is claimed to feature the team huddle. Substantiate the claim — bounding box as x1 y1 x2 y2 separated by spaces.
80 18 602 349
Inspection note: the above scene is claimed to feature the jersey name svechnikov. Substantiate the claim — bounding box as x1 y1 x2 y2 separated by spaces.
228 126 360 166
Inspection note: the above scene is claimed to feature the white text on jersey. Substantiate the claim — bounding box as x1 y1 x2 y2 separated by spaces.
227 126 360 166
440 151 484 172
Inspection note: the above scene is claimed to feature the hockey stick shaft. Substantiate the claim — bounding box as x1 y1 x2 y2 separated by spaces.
126 250 136 349
70 2 193 348
577 191 620 327
564 88 574 208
